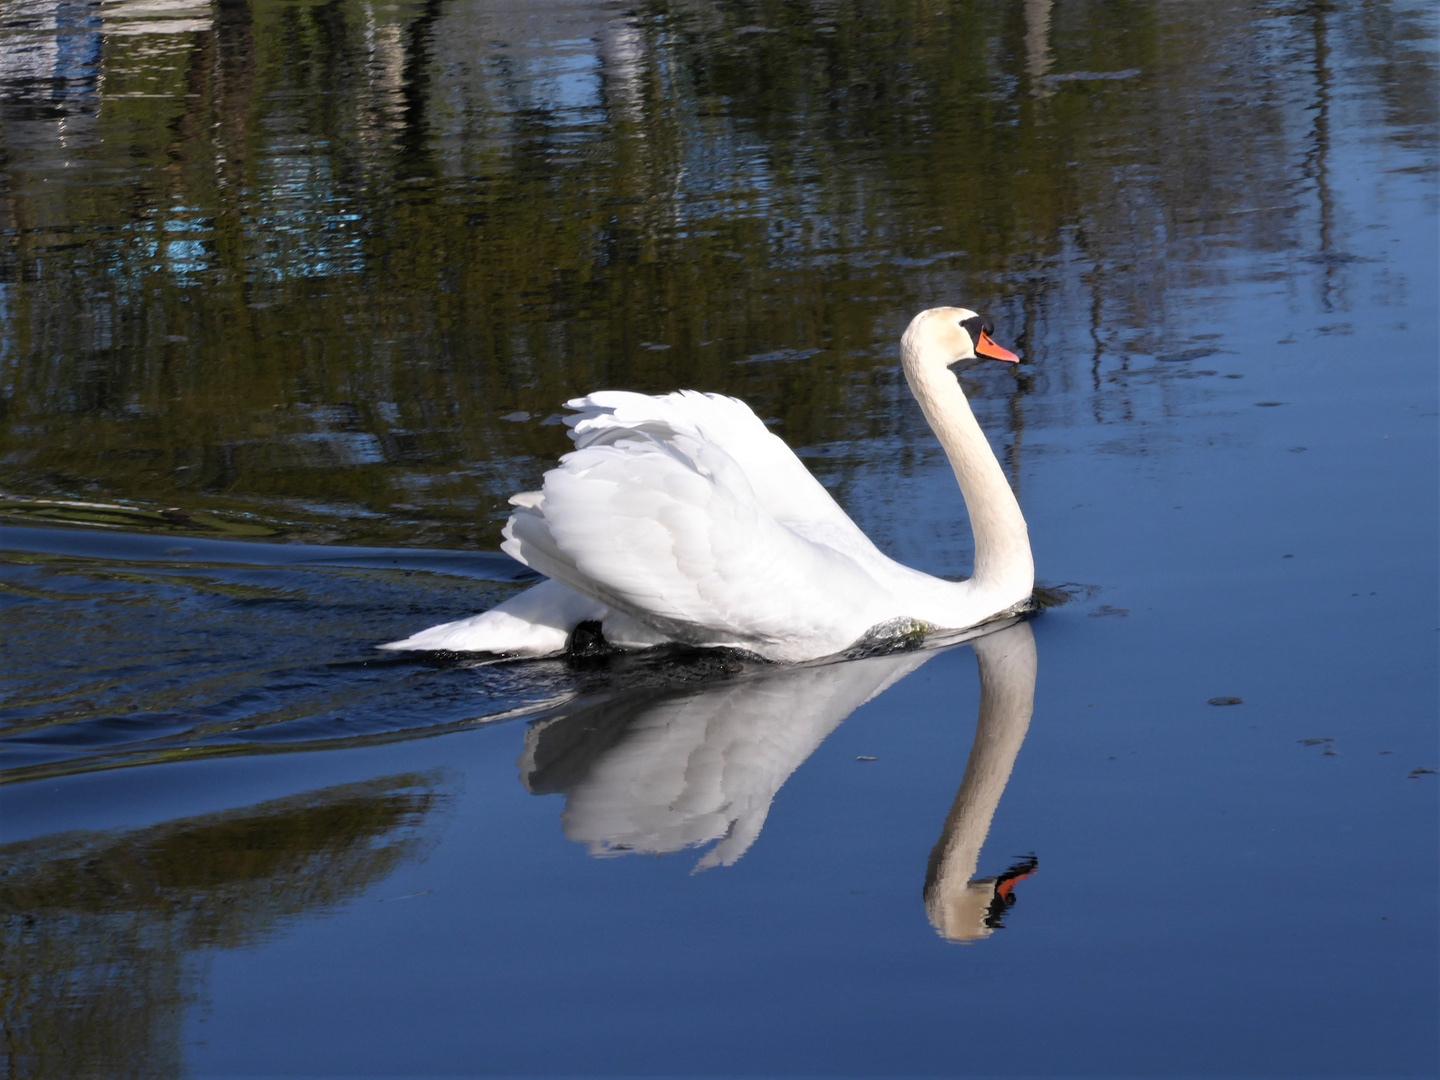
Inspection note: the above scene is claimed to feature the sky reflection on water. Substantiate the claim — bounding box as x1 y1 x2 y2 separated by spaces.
0 0 1436 1075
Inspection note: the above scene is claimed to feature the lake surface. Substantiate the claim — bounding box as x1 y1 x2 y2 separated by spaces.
1 0 1436 1076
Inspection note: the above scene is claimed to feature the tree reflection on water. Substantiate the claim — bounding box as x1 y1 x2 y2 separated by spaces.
0 773 442 1079
0 0 1431 548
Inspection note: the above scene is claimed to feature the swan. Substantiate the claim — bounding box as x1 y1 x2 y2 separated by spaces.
380 307 1032 662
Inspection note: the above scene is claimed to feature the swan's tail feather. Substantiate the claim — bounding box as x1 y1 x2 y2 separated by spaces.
378 579 603 656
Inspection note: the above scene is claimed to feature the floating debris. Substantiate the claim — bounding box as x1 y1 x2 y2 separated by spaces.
1043 68 1141 84
1087 604 1128 618
855 755 878 762
1208 697 1243 706
1302 251 1369 267
1407 768 1436 779
1157 347 1221 363
0 494 276 536
735 347 823 366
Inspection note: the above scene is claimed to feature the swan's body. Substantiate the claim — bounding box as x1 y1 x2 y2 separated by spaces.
381 307 1033 662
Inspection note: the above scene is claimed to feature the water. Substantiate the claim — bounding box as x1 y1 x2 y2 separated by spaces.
1 0 1436 1075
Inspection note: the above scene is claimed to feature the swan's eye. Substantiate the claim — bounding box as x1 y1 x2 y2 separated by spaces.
959 315 987 346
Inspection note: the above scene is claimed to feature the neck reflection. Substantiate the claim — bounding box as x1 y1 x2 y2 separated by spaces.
520 620 1039 938
923 621 1037 942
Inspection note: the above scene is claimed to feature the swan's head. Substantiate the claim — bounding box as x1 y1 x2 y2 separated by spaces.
901 306 1020 370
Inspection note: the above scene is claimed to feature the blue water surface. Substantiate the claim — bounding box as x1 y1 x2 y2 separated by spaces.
1 1 1435 1076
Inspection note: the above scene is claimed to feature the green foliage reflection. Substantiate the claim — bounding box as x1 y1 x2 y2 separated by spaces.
0 0 1432 548
0 773 442 1079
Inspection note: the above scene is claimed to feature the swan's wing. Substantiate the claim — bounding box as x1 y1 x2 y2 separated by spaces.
502 422 891 660
564 391 887 566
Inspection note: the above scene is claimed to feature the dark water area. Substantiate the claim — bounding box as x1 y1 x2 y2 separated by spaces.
1 0 1436 1076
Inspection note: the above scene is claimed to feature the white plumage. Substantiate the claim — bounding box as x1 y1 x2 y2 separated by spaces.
381 307 1034 662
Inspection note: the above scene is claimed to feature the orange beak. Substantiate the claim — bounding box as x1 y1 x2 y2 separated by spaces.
976 330 1021 364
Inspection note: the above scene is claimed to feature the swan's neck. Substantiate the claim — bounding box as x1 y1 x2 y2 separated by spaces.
902 344 1033 597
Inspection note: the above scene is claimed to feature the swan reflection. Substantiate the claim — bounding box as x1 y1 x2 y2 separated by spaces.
520 620 1038 937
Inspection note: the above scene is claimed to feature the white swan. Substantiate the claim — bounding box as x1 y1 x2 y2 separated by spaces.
381 307 1032 662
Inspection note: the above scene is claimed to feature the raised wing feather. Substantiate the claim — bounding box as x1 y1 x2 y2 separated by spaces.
564 391 891 568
